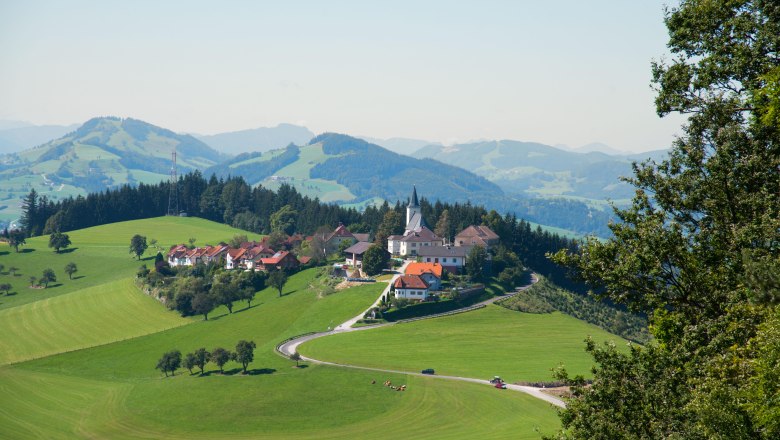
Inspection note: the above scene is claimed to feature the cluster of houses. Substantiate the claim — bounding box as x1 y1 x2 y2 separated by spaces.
167 235 312 272
166 186 500 300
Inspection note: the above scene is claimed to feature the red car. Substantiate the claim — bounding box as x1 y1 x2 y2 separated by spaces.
494 382 507 389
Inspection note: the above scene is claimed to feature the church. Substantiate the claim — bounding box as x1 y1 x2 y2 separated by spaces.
387 186 444 256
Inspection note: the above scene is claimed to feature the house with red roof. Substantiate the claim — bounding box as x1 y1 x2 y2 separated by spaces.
257 250 300 271
167 244 228 267
393 274 430 301
404 262 443 290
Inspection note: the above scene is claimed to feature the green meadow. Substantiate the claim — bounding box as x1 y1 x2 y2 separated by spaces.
0 217 565 438
300 305 629 382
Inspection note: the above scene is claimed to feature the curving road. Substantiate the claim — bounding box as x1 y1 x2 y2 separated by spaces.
278 271 566 408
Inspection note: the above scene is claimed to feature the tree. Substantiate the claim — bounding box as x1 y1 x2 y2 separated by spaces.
434 209 451 243
0 283 11 295
191 291 216 321
40 268 56 288
375 210 403 247
290 351 302 367
234 340 257 374
8 230 26 253
129 234 148 260
548 2 780 438
268 270 288 297
211 272 239 313
0 264 4 274
183 352 197 374
270 205 297 235
155 350 182 377
210 347 231 373
193 348 210 374
48 232 71 253
29 276 36 287
265 230 287 251
149 238 158 249
8 266 19 276
229 234 248 248
64 262 78 280
362 245 388 276
188 237 197 248
465 246 487 281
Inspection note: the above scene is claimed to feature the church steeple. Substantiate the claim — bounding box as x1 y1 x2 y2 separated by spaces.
406 185 422 231
409 185 419 207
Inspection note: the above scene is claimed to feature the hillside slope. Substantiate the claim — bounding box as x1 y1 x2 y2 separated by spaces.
196 123 314 155
414 140 667 204
0 117 226 224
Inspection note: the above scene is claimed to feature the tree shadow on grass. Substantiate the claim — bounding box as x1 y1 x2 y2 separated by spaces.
246 368 276 375
5 292 17 296
20 248 35 253
57 247 78 254
234 303 263 314
281 289 298 297
0 251 8 256
45 283 63 289
198 368 276 376
71 275 85 280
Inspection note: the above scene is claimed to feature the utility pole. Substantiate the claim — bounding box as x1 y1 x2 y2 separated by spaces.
167 146 179 216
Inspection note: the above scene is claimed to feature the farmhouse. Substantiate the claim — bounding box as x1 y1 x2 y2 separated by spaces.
393 274 430 301
310 223 370 255
257 250 300 271
455 225 500 249
416 245 473 273
167 244 227 267
404 262 443 290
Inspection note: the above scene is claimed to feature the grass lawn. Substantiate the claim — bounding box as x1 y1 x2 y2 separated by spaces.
0 216 263 310
4 267 561 438
0 278 190 365
300 305 630 383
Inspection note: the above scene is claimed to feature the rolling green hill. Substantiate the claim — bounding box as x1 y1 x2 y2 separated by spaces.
0 117 227 225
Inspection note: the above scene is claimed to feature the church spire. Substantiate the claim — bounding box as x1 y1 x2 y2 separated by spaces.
409 185 419 207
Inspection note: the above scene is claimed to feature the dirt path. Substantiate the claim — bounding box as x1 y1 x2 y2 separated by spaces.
278 272 565 408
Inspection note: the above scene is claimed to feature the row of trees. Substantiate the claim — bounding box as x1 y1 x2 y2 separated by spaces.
156 340 257 377
17 173 579 285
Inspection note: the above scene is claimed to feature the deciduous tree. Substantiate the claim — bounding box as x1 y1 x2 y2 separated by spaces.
64 262 78 280
155 350 182 377
268 270 288 297
129 234 148 260
210 347 231 373
48 232 71 253
8 230 25 253
193 348 210 374
183 352 197 374
40 268 56 288
234 340 256 374
362 245 388 276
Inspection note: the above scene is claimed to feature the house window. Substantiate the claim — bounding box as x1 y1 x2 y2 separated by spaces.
443 258 447 263
426 258 431 262
411 243 416 247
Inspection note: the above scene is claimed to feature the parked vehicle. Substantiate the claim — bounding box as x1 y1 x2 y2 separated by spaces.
421 368 435 375
489 376 503 384
494 382 507 389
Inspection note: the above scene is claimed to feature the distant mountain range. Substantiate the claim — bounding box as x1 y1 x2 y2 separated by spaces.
0 117 636 237
0 121 79 154
0 117 225 224
413 140 667 204
357 136 441 156
195 124 315 155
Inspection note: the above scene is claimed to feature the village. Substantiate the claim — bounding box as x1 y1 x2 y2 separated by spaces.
166 186 501 303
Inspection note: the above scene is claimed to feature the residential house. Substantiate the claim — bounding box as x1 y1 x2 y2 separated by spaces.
167 244 228 267
393 274 430 301
404 262 443 290
343 241 373 267
416 245 474 273
257 251 300 271
455 225 500 249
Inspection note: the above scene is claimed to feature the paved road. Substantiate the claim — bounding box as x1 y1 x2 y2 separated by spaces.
278 271 565 408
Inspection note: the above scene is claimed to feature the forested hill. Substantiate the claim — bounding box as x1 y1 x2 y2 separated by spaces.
204 133 615 237
18 173 576 284
414 140 667 202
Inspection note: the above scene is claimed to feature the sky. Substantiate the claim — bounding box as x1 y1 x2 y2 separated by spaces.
0 1 686 153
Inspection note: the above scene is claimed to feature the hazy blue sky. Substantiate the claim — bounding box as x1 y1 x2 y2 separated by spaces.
0 1 685 152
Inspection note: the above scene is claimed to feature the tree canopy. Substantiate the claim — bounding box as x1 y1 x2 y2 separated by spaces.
550 2 780 438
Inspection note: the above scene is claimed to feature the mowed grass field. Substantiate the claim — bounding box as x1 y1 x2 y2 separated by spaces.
2 262 561 438
0 216 264 310
300 305 629 383
0 278 189 365
0 215 562 438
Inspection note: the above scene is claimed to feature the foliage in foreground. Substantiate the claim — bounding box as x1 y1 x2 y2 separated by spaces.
548 1 780 438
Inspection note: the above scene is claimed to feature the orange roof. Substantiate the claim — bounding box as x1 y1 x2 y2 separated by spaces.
405 262 443 278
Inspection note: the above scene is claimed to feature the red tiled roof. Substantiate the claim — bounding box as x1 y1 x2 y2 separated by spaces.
260 250 290 265
405 262 443 278
327 224 355 242
298 255 312 264
393 274 429 290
